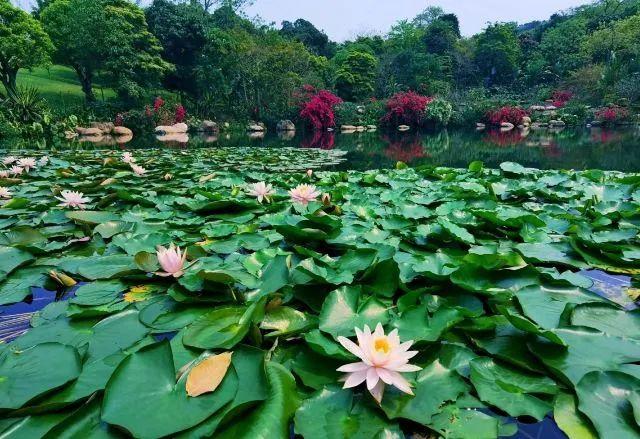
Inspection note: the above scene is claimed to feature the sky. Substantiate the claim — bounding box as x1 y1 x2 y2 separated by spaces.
246 0 594 41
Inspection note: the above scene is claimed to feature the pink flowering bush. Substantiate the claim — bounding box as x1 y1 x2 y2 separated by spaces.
595 106 630 125
381 91 434 127
551 90 573 108
484 106 528 126
297 86 343 130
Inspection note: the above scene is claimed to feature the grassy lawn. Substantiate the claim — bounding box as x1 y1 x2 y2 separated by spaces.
16 65 116 110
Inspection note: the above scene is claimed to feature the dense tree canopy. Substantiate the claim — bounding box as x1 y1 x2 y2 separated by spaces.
0 0 53 96
40 0 171 102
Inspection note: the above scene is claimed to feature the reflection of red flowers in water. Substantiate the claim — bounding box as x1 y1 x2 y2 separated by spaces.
381 134 427 162
482 129 524 147
543 141 562 158
301 131 335 149
590 129 623 144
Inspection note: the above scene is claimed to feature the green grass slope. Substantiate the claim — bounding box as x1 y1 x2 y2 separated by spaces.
16 65 116 109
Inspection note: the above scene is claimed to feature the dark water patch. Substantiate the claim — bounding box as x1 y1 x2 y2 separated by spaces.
582 270 637 310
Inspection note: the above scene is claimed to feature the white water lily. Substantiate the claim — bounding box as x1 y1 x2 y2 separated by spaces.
289 184 320 205
122 152 136 164
18 158 37 172
337 323 421 404
0 187 12 199
3 156 17 165
38 156 49 166
10 166 23 176
56 190 91 209
247 181 275 203
156 244 188 278
131 164 147 176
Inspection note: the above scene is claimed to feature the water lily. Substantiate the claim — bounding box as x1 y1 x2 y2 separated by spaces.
248 181 275 203
306 169 313 178
156 244 188 278
18 158 37 172
131 164 147 176
289 184 320 205
322 193 331 206
163 173 173 181
56 190 91 209
39 156 49 166
0 187 12 199
122 152 136 164
337 323 421 404
10 166 23 176
0 171 8 178
3 156 17 165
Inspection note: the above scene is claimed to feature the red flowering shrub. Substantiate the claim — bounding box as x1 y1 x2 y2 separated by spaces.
174 105 186 123
595 106 630 124
551 90 573 108
484 106 528 126
114 113 124 127
153 96 165 112
298 87 342 130
381 91 434 127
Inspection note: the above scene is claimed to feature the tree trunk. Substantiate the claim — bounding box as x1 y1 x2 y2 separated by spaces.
0 65 17 98
73 64 96 103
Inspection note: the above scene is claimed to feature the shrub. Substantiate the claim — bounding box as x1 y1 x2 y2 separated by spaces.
594 106 630 125
175 105 187 123
551 90 573 108
298 87 342 130
424 98 454 127
381 91 434 127
334 102 360 126
484 106 528 126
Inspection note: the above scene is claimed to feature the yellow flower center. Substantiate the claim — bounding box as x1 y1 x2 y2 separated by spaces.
374 337 391 354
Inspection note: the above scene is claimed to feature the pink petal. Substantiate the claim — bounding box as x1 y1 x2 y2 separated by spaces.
390 364 422 373
343 370 367 388
388 371 414 395
369 380 385 404
337 336 365 359
366 367 380 390
337 362 369 373
376 367 395 385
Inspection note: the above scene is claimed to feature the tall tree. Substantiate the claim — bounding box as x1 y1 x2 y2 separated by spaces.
280 19 335 58
0 0 53 96
474 23 522 86
41 0 171 102
334 50 378 101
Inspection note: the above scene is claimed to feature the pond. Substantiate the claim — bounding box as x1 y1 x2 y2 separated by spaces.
8 126 639 172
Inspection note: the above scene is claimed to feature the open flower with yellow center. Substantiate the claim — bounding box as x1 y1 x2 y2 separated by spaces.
56 190 91 209
247 181 275 203
337 323 421 404
18 158 37 172
289 184 320 205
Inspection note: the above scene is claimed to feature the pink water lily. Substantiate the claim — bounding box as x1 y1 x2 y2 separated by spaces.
289 184 321 205
0 171 8 178
156 244 188 278
248 181 275 203
56 190 91 209
10 166 23 176
0 187 12 199
131 164 147 176
18 158 36 172
122 152 135 164
2 156 17 165
337 323 421 404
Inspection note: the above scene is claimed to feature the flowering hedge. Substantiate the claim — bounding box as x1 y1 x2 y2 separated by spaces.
297 86 343 130
381 91 434 127
484 106 528 126
551 90 573 108
595 106 630 124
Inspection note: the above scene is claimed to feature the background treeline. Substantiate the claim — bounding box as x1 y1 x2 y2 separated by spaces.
1 0 640 136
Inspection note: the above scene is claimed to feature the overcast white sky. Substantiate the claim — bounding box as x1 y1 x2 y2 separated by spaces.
14 0 595 41
247 0 594 41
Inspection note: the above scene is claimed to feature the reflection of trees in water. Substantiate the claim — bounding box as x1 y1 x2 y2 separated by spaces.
482 129 524 147
590 128 623 144
381 132 427 163
301 131 335 149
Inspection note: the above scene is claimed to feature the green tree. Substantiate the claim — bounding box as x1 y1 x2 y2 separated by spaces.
0 0 53 97
473 23 521 86
41 0 171 102
280 19 336 58
335 51 378 101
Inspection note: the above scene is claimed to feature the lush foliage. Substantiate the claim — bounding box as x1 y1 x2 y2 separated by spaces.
298 87 342 130
381 91 433 126
0 149 639 438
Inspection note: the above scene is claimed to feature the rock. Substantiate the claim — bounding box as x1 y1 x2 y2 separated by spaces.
155 125 175 134
356 105 365 114
112 126 133 136
500 122 514 130
276 120 296 131
173 123 188 133
78 134 105 143
115 133 133 144
545 105 557 111
367 125 377 130
398 125 410 131
90 122 115 134
247 123 265 132
549 120 566 127
278 130 295 141
522 116 531 126
529 105 546 111
156 133 189 143
356 126 365 132
327 128 334 132
199 120 219 133
64 131 78 140
248 131 265 139
75 127 103 136
341 125 357 131
476 123 486 129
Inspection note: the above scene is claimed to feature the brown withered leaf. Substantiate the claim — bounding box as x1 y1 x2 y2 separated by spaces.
185 352 233 397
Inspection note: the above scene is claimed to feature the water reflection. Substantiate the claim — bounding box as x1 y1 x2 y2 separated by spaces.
3 126 640 172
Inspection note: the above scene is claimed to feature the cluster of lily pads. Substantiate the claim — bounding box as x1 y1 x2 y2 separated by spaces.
0 147 639 439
